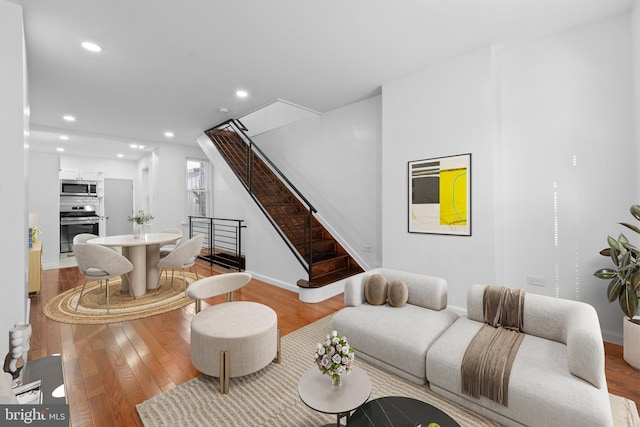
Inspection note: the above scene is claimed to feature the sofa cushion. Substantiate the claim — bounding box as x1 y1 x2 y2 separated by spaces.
427 317 613 427
364 273 387 305
387 280 408 307
344 269 448 311
467 284 606 389
332 304 458 383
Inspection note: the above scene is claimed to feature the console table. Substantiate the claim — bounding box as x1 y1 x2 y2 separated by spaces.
28 241 42 295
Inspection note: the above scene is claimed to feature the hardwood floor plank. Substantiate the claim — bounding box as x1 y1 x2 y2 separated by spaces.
27 261 639 426
63 358 94 427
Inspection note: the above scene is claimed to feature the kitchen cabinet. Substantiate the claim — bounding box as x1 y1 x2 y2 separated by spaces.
28 241 42 294
59 168 99 180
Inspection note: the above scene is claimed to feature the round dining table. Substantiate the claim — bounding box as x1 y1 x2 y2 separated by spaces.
87 232 181 297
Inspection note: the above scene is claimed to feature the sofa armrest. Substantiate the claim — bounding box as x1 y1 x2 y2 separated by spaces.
566 303 607 389
344 271 368 307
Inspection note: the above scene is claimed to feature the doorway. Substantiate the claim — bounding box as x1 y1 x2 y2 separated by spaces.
104 178 134 236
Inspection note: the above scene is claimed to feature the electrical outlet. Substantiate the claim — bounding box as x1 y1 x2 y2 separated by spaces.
527 275 545 287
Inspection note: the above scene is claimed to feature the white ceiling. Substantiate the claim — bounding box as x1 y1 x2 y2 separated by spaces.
10 0 635 160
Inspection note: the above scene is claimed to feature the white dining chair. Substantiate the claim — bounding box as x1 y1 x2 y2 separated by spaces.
72 233 101 289
159 227 183 258
157 234 204 295
73 243 134 314
72 233 98 244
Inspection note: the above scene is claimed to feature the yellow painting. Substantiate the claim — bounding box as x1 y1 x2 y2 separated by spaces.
408 153 471 235
439 167 467 226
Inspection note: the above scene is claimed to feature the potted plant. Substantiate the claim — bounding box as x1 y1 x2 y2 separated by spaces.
128 210 154 239
594 204 640 370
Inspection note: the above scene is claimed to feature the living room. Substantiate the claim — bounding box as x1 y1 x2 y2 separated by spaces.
2 0 640 425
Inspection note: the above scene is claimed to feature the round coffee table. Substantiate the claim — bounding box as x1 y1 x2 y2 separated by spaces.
347 396 461 427
298 365 371 427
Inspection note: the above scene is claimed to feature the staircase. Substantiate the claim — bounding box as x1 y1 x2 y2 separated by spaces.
205 120 363 288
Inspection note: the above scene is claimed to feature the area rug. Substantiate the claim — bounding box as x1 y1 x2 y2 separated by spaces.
44 272 197 324
135 314 640 426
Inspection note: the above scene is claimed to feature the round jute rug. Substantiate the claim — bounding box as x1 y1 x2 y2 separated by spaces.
44 272 198 324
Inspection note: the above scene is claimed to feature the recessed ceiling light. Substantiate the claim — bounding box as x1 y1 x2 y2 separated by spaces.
56 147 64 152
130 144 138 149
164 131 174 138
236 90 248 98
63 115 76 122
117 154 124 158
81 41 102 52
59 135 69 140
138 145 145 149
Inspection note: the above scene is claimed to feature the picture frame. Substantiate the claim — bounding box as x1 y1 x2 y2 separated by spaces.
408 153 471 236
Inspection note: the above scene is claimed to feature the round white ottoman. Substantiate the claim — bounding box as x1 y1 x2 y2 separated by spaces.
191 301 278 392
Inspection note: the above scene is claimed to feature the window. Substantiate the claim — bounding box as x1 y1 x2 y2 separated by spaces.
186 158 209 217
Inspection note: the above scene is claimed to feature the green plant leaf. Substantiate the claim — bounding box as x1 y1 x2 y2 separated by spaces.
620 251 632 268
599 248 611 257
607 278 622 302
608 235 621 252
609 246 619 267
621 241 640 257
630 205 640 221
619 286 639 320
632 271 640 291
594 268 617 279
619 233 630 245
621 222 640 235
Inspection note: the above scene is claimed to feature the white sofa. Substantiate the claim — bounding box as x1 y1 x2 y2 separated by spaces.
427 284 613 427
331 268 459 385
332 273 613 427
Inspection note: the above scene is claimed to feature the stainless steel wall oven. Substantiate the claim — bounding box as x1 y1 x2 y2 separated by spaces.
60 204 99 253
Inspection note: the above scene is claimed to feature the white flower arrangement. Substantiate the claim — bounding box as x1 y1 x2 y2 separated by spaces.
314 330 355 384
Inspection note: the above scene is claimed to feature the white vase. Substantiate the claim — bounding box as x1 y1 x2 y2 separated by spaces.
623 316 640 370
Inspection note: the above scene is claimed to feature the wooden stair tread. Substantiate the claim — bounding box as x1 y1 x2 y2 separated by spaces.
296 266 364 288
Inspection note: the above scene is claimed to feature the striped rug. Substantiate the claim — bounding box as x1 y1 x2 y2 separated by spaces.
136 314 639 426
44 272 197 324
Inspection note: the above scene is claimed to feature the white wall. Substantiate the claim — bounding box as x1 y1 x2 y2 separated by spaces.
0 0 28 358
28 152 60 268
633 1 640 202
255 96 382 269
381 48 496 311
381 13 634 342
146 142 209 232
497 14 634 342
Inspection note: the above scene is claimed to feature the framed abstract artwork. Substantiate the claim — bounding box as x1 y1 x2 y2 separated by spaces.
408 153 471 235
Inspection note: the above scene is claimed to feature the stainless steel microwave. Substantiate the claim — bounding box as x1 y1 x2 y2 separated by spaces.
60 179 98 197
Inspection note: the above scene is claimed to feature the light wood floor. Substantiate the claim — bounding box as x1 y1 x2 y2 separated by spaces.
28 261 639 426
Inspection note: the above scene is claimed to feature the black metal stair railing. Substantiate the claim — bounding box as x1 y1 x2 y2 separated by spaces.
189 216 246 271
205 119 317 281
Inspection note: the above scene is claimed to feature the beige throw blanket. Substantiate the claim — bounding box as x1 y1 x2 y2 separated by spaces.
461 286 525 406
